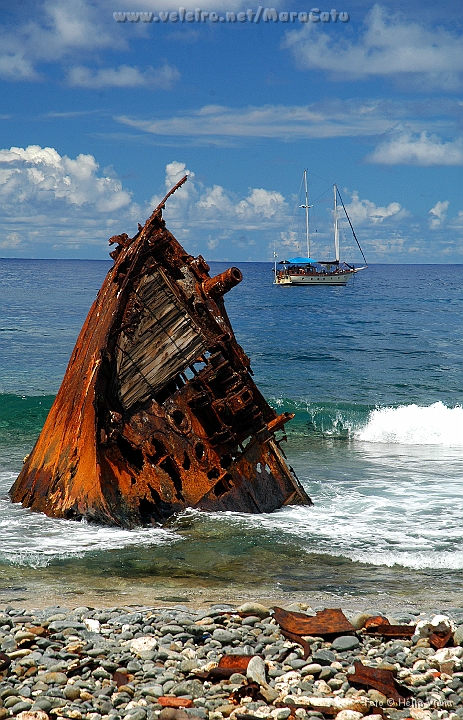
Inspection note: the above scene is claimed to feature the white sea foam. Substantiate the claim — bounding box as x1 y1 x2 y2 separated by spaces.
213 432 463 572
0 471 178 567
347 549 463 570
356 402 463 446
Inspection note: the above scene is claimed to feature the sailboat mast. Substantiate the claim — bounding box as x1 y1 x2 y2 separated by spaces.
273 240 277 284
298 170 313 259
304 170 310 258
334 184 340 263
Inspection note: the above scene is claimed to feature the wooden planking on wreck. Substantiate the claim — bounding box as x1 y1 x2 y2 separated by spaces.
10 176 312 527
115 267 209 409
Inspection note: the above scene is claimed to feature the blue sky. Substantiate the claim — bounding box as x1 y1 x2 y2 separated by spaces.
0 0 462 262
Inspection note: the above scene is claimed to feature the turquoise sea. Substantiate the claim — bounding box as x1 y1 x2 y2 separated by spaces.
1 259 463 609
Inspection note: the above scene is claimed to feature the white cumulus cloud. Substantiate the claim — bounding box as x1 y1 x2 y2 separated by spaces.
366 128 463 166
0 146 132 211
429 201 450 229
0 145 137 253
0 0 115 82
148 161 288 234
283 4 463 89
342 191 409 226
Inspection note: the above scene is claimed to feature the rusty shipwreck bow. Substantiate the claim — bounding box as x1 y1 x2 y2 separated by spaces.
10 176 311 526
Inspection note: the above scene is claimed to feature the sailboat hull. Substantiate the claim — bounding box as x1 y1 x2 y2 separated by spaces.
275 270 354 286
289 272 352 285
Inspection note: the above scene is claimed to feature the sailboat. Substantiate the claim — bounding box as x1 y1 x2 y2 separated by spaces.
274 171 367 286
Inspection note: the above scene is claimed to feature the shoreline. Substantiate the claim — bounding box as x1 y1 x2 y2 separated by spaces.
0 585 459 615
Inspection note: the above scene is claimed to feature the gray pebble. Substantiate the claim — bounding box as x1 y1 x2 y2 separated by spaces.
211 629 235 643
171 679 205 698
32 700 53 712
331 636 360 652
126 711 147 720
240 617 260 627
11 701 33 714
319 666 336 680
301 663 322 676
311 649 336 665
455 625 463 645
185 708 207 719
290 658 307 670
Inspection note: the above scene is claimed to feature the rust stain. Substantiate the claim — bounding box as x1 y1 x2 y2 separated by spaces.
364 626 416 639
9 176 311 527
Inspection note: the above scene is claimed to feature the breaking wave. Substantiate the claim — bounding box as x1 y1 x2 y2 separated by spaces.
356 401 463 446
272 397 463 446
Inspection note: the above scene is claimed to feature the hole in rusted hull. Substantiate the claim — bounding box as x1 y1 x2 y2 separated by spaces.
116 435 144 471
220 454 232 468
213 474 233 497
195 442 205 460
148 437 166 464
159 456 184 500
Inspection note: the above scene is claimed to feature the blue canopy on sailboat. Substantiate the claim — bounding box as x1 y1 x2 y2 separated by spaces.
288 257 318 264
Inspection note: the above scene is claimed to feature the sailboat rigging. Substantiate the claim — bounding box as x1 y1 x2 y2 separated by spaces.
274 171 367 286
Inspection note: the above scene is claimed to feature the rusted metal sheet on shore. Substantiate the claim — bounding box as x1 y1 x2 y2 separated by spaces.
364 617 453 649
348 661 413 703
279 628 312 659
273 607 355 638
364 616 416 639
193 654 255 681
429 630 454 649
10 177 311 527
158 698 194 708
0 652 11 672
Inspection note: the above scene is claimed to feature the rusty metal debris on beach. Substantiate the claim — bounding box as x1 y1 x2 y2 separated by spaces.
272 607 355 659
364 616 416 639
10 176 311 527
0 652 11 672
193 655 255 682
348 661 413 704
364 615 452 649
273 607 355 638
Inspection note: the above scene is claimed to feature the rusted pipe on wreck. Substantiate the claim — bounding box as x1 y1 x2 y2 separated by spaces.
202 267 242 300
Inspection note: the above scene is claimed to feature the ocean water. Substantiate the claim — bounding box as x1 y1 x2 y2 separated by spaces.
1 259 463 609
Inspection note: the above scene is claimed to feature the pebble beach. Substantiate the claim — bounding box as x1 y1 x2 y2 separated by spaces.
2 601 463 720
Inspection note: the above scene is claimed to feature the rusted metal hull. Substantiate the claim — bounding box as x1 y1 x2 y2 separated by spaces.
10 177 311 527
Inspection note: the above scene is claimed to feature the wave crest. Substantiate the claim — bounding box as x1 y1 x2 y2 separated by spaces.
357 401 463 446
